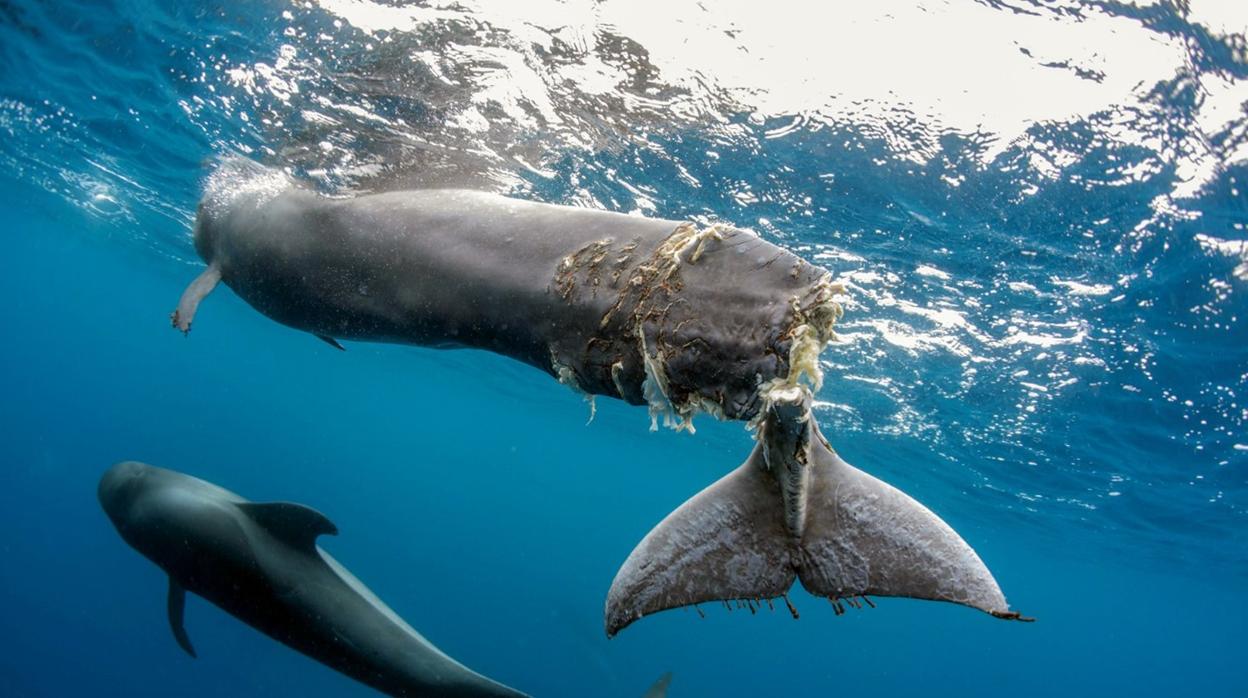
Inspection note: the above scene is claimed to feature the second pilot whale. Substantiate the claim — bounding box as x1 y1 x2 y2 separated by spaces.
99 461 528 698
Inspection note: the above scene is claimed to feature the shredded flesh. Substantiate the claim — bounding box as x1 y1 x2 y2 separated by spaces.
750 274 846 434
634 224 844 434
561 220 845 434
629 224 734 433
551 350 597 424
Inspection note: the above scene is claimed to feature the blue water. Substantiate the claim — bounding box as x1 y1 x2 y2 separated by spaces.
2 1 1246 696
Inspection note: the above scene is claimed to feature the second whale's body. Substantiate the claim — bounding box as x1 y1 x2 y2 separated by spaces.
99 461 528 698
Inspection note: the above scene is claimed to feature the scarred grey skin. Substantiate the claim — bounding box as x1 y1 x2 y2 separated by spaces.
175 160 834 422
173 159 1028 637
98 461 528 698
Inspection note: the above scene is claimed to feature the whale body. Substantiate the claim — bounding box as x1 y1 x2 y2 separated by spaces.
99 461 528 698
175 160 840 426
173 159 1029 635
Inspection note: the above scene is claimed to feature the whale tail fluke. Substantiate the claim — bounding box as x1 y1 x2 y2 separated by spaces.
605 391 1028 637
605 449 797 637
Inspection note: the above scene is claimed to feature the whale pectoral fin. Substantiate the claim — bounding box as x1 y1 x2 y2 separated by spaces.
167 577 197 658
604 461 797 637
315 334 345 351
237 502 338 553
171 263 222 335
795 440 1027 620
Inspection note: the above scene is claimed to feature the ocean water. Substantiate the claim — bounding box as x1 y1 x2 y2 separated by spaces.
1 1 1246 696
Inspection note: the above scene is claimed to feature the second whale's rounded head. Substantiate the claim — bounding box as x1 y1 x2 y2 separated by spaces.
99 461 248 573
98 460 156 531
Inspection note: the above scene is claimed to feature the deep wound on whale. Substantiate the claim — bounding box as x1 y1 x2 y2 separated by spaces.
173 158 1032 635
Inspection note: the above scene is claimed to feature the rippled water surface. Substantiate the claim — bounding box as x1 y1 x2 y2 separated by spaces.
1 1 1245 697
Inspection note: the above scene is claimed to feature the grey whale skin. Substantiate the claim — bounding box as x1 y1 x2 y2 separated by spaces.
175 160 1029 635
99 461 528 698
176 161 839 423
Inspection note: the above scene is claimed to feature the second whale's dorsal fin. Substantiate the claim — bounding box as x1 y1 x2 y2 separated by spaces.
167 577 197 658
238 502 338 552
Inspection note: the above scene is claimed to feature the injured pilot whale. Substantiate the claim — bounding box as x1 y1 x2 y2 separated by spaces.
173 158 1029 634
99 461 528 698
173 159 840 426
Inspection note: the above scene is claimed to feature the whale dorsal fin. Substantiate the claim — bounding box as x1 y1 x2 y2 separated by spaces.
167 577 197 658
238 502 338 552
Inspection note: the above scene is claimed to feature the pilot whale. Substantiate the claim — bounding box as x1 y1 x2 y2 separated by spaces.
174 160 840 425
173 159 1029 634
99 461 528 698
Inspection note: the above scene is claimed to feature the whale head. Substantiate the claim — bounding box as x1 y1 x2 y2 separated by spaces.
99 461 248 575
192 156 296 266
98 460 153 530
190 206 217 264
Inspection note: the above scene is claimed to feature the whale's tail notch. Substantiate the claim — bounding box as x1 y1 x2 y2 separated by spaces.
605 389 1029 637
